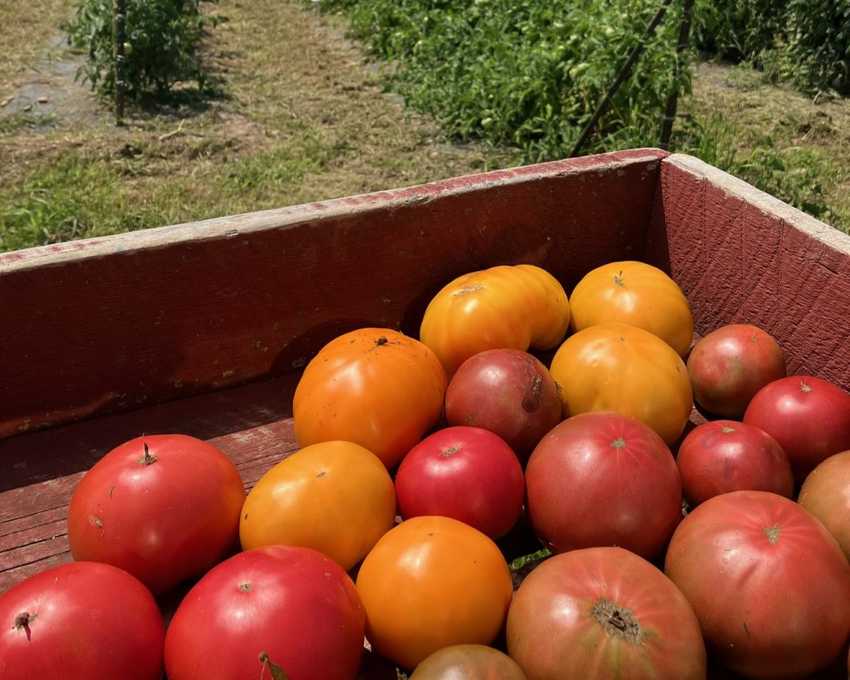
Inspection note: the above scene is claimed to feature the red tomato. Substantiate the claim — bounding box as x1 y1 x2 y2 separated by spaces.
395 426 525 538
0 562 164 680
743 375 850 482
165 546 365 680
445 349 562 459
665 491 850 678
687 324 785 418
68 434 245 594
506 547 706 680
798 450 850 560
677 420 793 505
526 412 682 559
410 645 527 679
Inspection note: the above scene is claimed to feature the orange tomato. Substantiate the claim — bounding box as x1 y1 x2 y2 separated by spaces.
550 323 693 444
570 261 693 355
356 516 513 669
420 264 570 375
293 328 447 469
239 441 396 570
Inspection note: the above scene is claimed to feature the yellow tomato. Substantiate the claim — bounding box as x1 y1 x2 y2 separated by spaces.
239 441 396 570
293 328 447 469
570 261 693 355
550 322 693 444
420 264 570 375
356 516 513 669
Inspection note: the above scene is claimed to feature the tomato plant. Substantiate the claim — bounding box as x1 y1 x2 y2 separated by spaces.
549 322 693 444
293 328 446 469
165 546 365 680
798 450 850 560
410 645 527 679
665 491 850 678
420 264 570 375
395 426 524 538
526 411 682 558
507 547 706 680
68 434 245 594
445 349 561 458
743 375 850 481
0 562 164 680
677 420 793 505
356 516 513 669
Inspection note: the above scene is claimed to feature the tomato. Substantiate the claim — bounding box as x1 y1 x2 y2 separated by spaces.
743 375 850 482
240 441 395 569
165 546 365 680
410 645 527 680
526 412 682 559
569 260 693 356
0 561 164 680
445 349 562 458
549 323 693 445
507 547 706 680
665 491 850 679
677 420 793 505
687 324 785 418
356 516 513 669
294 328 446 469
420 265 570 375
395 426 524 538
799 450 850 560
68 434 245 594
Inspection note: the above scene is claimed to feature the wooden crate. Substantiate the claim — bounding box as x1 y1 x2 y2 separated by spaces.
1 148 849 676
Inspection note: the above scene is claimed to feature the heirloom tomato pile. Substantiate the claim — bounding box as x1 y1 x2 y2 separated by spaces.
3 260 850 680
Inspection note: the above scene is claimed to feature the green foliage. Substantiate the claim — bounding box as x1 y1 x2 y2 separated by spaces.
317 0 691 160
65 0 220 101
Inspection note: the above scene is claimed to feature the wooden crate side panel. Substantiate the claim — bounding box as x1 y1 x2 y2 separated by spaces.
0 149 665 439
649 153 850 390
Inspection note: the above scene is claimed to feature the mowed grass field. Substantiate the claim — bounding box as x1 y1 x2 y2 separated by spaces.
1 0 848 253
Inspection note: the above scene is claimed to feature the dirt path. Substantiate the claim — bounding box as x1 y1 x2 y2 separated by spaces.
0 0 516 251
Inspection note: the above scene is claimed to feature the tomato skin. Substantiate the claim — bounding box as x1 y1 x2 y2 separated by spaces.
410 645 527 680
687 324 785 418
0 562 164 680
677 420 793 505
550 322 693 444
445 349 562 458
294 328 447 469
356 516 513 670
395 426 524 538
420 265 570 375
665 491 850 679
507 547 706 680
165 546 365 680
68 434 245 594
798 450 850 560
526 412 682 558
240 441 395 570
743 375 850 482
569 260 693 355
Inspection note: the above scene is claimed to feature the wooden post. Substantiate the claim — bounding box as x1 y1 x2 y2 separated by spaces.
570 0 674 157
114 0 127 126
659 0 695 149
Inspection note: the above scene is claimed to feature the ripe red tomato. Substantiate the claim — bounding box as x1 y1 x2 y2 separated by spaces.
526 412 682 559
0 561 164 680
799 450 850 560
165 546 365 680
743 375 850 482
68 434 245 594
676 420 793 505
395 426 524 538
687 324 785 418
506 547 706 680
445 349 562 458
665 491 850 679
410 645 527 679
